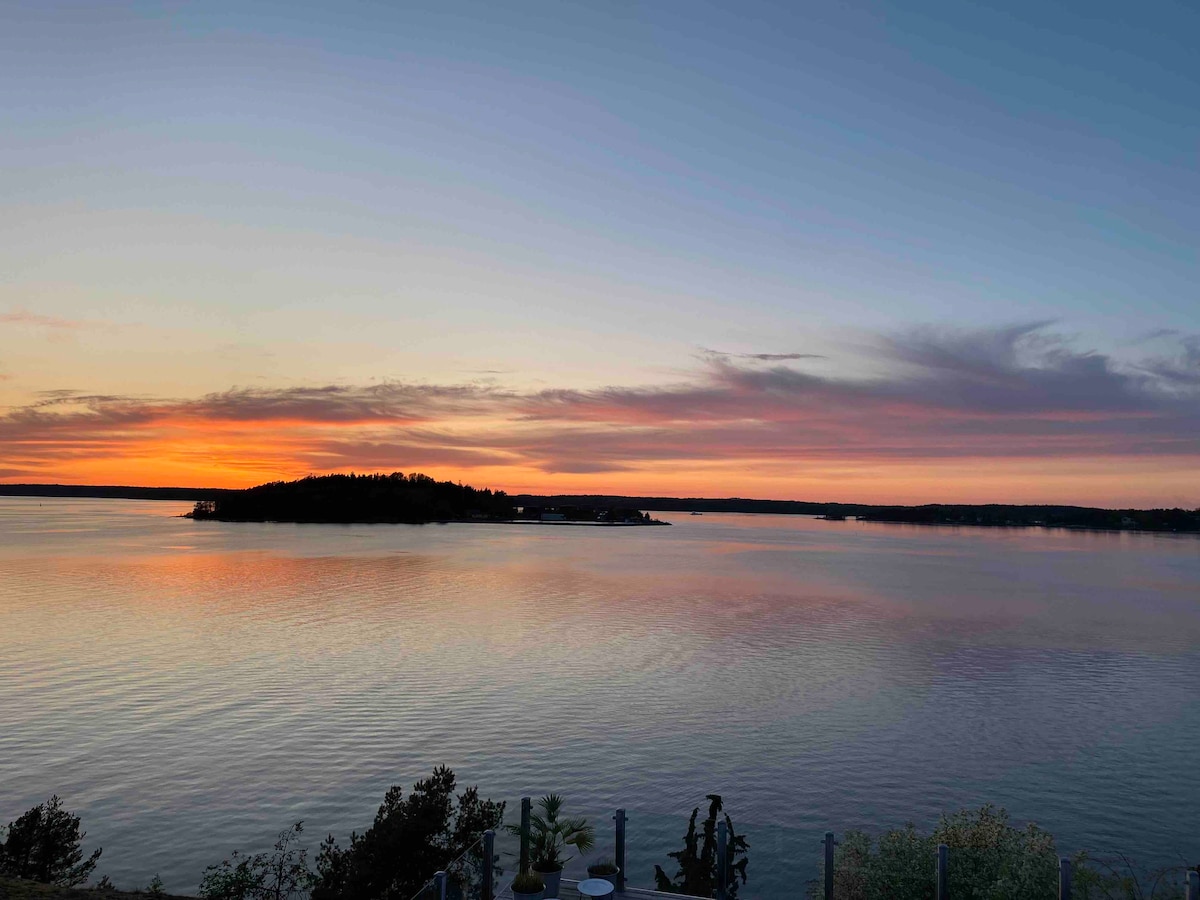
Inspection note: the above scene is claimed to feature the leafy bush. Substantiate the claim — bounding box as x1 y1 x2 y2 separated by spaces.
654 795 749 899
199 821 313 900
0 795 102 886
312 766 504 900
812 805 1057 900
1072 852 1188 900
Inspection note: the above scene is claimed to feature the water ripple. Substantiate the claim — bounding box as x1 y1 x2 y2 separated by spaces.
1 499 1198 897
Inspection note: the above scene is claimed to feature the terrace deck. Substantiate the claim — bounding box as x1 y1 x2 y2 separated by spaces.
495 879 705 900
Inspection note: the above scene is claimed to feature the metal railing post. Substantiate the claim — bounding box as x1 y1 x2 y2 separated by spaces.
614 808 627 892
435 871 447 900
716 820 728 900
520 797 532 874
823 832 836 900
936 844 948 900
483 829 495 900
1059 857 1072 900
1186 869 1199 900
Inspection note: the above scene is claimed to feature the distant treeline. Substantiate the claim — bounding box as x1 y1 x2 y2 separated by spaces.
852 503 1200 532
514 495 1200 533
514 494 833 516
188 473 514 524
0 484 228 501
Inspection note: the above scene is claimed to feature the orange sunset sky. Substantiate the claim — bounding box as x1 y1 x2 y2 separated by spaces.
3 320 1198 506
2 5 1198 507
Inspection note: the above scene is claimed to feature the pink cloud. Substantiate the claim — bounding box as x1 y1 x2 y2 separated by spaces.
0 309 86 329
2 323 1198 485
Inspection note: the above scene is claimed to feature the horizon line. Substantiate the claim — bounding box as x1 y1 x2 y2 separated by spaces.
1 481 1196 513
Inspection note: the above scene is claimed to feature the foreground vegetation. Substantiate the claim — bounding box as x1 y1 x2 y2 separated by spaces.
3 778 1195 900
0 878 192 900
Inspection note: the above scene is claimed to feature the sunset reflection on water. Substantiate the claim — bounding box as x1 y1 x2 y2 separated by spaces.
2 498 1198 897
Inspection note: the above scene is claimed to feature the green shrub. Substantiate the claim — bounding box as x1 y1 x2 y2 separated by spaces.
1072 851 1188 900
199 821 313 900
812 805 1056 900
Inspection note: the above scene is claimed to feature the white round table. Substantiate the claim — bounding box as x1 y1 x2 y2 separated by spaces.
577 878 615 900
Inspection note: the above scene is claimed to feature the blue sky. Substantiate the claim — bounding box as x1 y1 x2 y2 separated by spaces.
1 1 1197 500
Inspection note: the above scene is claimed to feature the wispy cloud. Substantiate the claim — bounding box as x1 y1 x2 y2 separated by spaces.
700 348 826 362
1136 335 1200 386
0 309 86 330
2 324 1198 493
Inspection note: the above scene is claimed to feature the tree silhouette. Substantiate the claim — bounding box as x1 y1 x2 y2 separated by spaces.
0 795 102 886
312 767 504 900
189 473 514 524
654 795 748 899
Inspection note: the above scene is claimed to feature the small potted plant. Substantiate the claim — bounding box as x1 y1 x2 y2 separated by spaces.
511 871 546 900
586 859 620 883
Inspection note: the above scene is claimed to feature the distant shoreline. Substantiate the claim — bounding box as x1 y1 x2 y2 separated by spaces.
1 483 1196 533
180 512 1192 535
178 515 669 527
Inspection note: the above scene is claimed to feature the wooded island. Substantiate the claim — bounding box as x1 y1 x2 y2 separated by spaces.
186 473 662 525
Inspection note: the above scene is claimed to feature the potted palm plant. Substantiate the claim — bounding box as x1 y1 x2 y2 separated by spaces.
511 871 545 900
508 794 595 899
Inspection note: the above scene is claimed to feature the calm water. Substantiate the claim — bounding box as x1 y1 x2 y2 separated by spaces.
2 498 1199 896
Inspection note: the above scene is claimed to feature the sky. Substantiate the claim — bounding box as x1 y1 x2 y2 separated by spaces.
1 0 1197 505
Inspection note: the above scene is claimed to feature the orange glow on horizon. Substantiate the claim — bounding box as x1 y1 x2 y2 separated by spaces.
3 348 1197 509
4 442 1197 508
